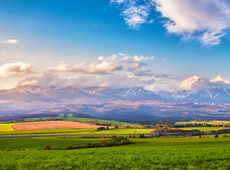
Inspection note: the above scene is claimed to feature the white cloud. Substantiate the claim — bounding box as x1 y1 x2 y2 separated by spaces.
111 0 151 29
118 53 154 61
46 61 123 75
0 62 35 77
181 76 201 90
45 55 147 75
134 55 150 61
112 0 230 46
210 75 230 84
111 0 126 4
118 53 132 60
2 39 18 45
181 75 230 91
123 5 149 29
18 73 155 89
153 0 230 46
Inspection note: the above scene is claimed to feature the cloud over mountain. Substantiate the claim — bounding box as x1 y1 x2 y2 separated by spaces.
18 72 156 89
45 55 148 75
181 75 230 91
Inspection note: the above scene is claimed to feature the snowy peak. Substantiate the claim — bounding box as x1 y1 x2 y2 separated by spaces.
81 86 113 96
0 85 165 102
114 87 165 101
185 87 230 103
157 90 193 102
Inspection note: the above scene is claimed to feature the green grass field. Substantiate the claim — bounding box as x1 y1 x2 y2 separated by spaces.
178 127 229 131
0 136 230 169
175 120 230 125
24 114 65 121
66 114 140 127
0 137 102 151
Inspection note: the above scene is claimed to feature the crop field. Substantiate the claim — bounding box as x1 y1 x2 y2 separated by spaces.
0 136 230 169
0 123 18 132
23 113 140 127
12 121 105 131
0 128 96 135
0 128 150 136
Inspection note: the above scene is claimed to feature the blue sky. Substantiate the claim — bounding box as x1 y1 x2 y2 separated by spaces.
0 0 230 91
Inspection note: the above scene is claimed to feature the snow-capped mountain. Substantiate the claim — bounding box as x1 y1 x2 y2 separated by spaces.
157 90 193 102
0 85 165 102
81 86 124 100
55 86 89 99
2 85 230 104
82 86 114 96
114 87 166 101
184 87 230 103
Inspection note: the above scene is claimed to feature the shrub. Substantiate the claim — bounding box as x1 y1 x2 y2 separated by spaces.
52 147 61 150
97 127 105 131
121 140 126 145
4 148 10 152
215 134 219 138
102 140 108 143
18 148 28 151
110 136 118 143
44 145 52 150
66 145 74 150
86 143 92 147
118 136 125 141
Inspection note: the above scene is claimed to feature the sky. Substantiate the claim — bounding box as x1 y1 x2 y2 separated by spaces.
0 0 230 92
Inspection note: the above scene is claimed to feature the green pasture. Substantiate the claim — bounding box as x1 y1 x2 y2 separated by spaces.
0 136 230 169
178 127 229 131
175 120 230 125
24 114 65 121
0 137 102 151
66 114 140 127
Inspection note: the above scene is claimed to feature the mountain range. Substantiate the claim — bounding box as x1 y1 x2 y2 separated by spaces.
158 87 230 104
0 85 166 103
1 85 230 104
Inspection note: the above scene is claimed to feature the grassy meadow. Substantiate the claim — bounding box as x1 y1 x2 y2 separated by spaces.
175 120 230 125
178 127 229 131
65 114 140 126
0 136 230 169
